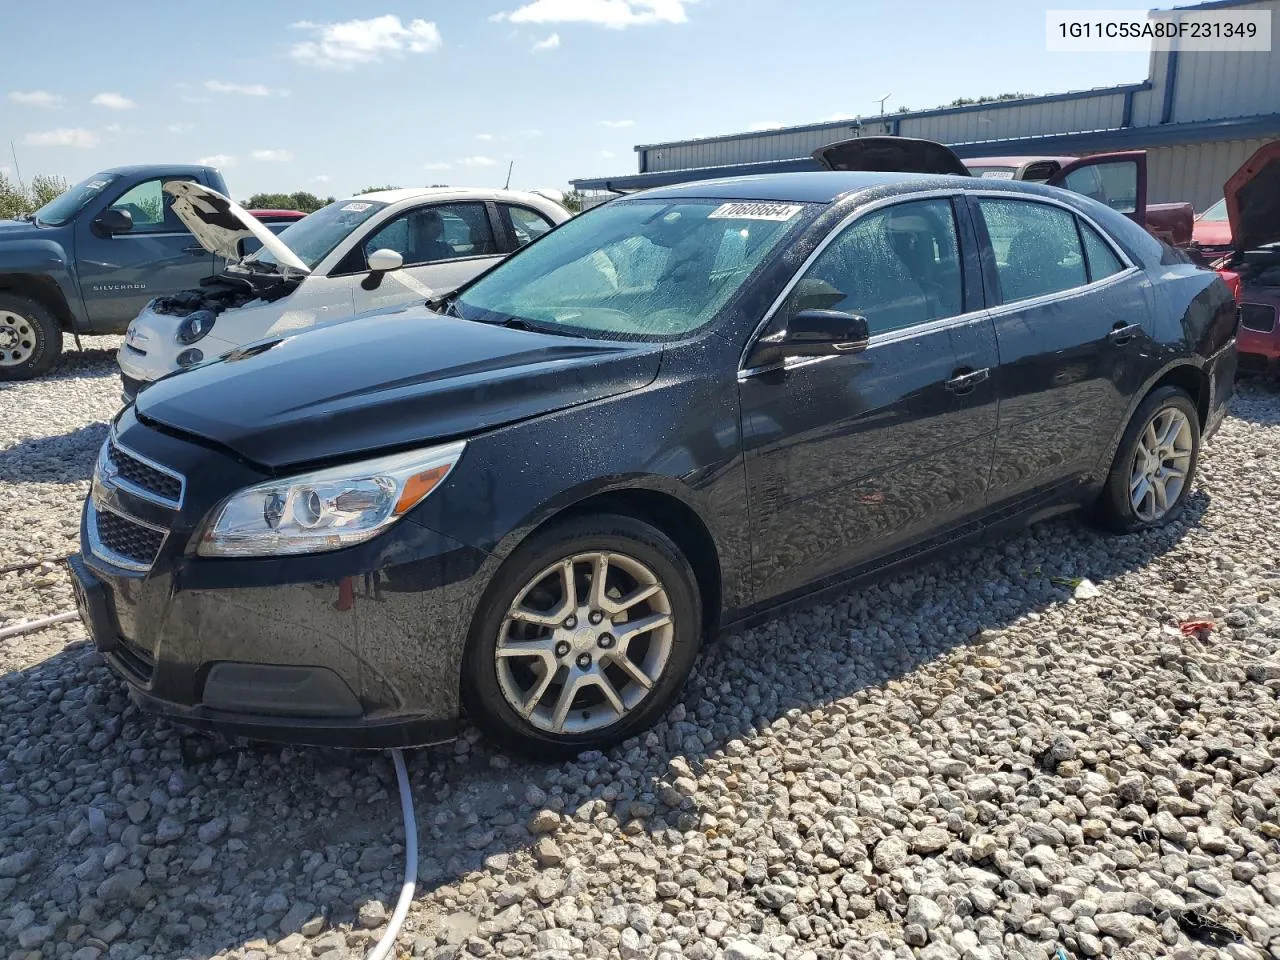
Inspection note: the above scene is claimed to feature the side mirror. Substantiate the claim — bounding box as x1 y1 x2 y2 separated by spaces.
93 208 133 236
362 248 404 291
747 309 871 369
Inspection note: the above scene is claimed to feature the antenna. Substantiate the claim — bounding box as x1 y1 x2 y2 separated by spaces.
874 94 892 116
9 141 25 192
504 161 514 190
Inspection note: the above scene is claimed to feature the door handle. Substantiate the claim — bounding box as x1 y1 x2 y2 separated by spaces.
945 367 989 395
1108 322 1142 345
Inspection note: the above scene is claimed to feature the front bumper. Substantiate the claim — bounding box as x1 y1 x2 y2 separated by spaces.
72 408 489 749
117 310 237 390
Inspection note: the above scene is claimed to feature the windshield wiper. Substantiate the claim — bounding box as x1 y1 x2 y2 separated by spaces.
499 316 584 338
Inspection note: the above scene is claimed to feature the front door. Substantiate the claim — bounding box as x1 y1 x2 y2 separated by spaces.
349 201 504 315
74 177 214 331
739 196 999 605
1046 152 1147 228
969 194 1152 506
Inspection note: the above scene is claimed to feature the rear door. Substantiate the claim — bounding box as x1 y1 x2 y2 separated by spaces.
497 202 558 251
348 201 503 314
968 193 1152 506
738 194 999 604
1046 152 1147 227
74 176 213 330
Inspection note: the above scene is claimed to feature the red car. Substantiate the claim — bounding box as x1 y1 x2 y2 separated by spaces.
1210 142 1280 377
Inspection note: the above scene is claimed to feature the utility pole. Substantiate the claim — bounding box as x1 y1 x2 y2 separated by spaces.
504 161 514 190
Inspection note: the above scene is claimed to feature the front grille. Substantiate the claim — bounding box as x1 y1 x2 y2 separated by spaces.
1240 302 1277 334
94 507 166 568
107 441 183 506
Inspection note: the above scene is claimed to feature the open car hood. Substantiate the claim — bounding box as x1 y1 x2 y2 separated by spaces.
163 181 310 274
812 136 972 177
1224 141 1280 253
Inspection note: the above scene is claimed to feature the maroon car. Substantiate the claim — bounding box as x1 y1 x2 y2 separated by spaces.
1212 142 1280 377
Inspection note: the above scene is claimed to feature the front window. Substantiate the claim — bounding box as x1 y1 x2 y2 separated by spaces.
109 178 193 233
1058 160 1138 214
361 202 496 268
250 198 388 270
32 173 120 226
455 198 811 340
1198 198 1228 222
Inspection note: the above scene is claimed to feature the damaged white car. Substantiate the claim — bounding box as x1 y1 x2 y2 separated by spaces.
118 183 570 400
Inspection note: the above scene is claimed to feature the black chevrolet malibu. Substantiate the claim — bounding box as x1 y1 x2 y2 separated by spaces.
70 166 1238 758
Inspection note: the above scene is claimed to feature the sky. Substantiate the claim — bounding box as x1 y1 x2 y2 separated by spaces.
0 0 1170 201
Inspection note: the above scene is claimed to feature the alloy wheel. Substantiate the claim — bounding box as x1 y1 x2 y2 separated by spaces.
1129 406 1193 522
0 311 37 366
494 551 675 735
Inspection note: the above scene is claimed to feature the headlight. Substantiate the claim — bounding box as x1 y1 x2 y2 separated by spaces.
177 309 216 345
197 441 465 558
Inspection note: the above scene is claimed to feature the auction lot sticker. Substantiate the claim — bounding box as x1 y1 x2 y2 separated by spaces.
708 202 805 222
1047 9 1271 51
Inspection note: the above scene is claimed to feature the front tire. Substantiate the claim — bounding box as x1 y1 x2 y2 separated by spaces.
0 293 62 381
462 514 703 760
1096 386 1200 532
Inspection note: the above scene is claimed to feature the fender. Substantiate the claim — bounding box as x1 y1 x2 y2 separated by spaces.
0 238 89 331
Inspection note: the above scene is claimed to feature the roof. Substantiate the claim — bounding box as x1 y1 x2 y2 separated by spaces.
630 170 968 203
100 164 221 177
351 187 555 205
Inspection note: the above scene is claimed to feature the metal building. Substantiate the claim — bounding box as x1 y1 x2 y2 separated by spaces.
572 0 1280 212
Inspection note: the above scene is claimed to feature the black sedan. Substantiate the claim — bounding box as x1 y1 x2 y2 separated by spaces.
70 167 1237 758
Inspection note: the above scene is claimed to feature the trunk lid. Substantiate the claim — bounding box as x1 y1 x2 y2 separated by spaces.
163 180 310 275
812 136 971 177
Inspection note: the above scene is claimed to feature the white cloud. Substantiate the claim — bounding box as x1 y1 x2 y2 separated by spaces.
476 133 495 141
92 92 137 110
167 122 194 134
601 149 616 158
312 174 332 183
423 162 452 171
518 128 544 138
599 119 635 128
290 15 442 69
493 0 693 28
180 95 213 104
532 32 561 51
251 149 294 162
22 128 98 148
104 124 124 134
458 156 498 167
198 154 237 168
748 121 784 131
8 90 64 108
205 80 276 97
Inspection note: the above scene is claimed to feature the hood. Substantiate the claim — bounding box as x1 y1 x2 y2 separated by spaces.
812 136 972 177
163 181 310 274
1192 217 1233 250
1224 141 1280 253
135 307 662 469
0 218 41 237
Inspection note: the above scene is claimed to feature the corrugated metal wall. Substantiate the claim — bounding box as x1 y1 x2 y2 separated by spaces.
644 125 861 172
1143 138 1272 210
900 94 1126 144
1168 0 1280 121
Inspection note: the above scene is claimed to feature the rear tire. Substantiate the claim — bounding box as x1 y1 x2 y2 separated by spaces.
0 293 62 381
1096 386 1200 533
461 513 703 760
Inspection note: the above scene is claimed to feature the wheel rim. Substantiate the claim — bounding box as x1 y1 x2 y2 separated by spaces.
495 551 675 736
0 311 38 367
1129 406 1193 522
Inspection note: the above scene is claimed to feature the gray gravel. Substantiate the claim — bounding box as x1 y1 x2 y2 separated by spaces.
3 343 1280 960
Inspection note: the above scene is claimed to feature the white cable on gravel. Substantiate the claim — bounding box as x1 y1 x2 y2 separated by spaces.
366 748 417 960
0 610 79 641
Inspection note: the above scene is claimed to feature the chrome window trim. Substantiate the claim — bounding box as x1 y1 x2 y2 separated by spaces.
737 188 1140 379
86 499 167 574
104 430 187 510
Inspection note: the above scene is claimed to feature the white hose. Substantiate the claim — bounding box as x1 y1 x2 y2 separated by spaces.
0 610 79 641
366 748 417 960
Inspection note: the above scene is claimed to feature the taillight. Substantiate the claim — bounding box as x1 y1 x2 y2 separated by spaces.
1216 269 1242 302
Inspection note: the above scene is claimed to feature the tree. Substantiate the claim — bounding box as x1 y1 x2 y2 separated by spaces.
0 170 69 220
560 191 585 214
358 184 400 194
244 191 332 213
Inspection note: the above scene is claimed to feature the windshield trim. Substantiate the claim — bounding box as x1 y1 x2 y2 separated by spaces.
455 196 816 344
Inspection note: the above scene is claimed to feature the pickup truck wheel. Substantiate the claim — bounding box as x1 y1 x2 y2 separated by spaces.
0 294 62 381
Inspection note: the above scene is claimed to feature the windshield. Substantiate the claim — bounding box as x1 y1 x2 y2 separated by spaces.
31 173 120 226
249 198 387 270
1198 198 1228 222
455 198 811 340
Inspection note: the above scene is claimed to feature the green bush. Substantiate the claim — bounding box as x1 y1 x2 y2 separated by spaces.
0 171 69 221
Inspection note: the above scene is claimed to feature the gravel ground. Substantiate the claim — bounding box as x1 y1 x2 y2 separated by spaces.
3 341 1280 960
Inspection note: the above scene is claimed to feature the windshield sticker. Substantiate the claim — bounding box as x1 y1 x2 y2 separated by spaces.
341 202 373 212
86 180 110 190
708 202 804 222
979 170 1017 179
